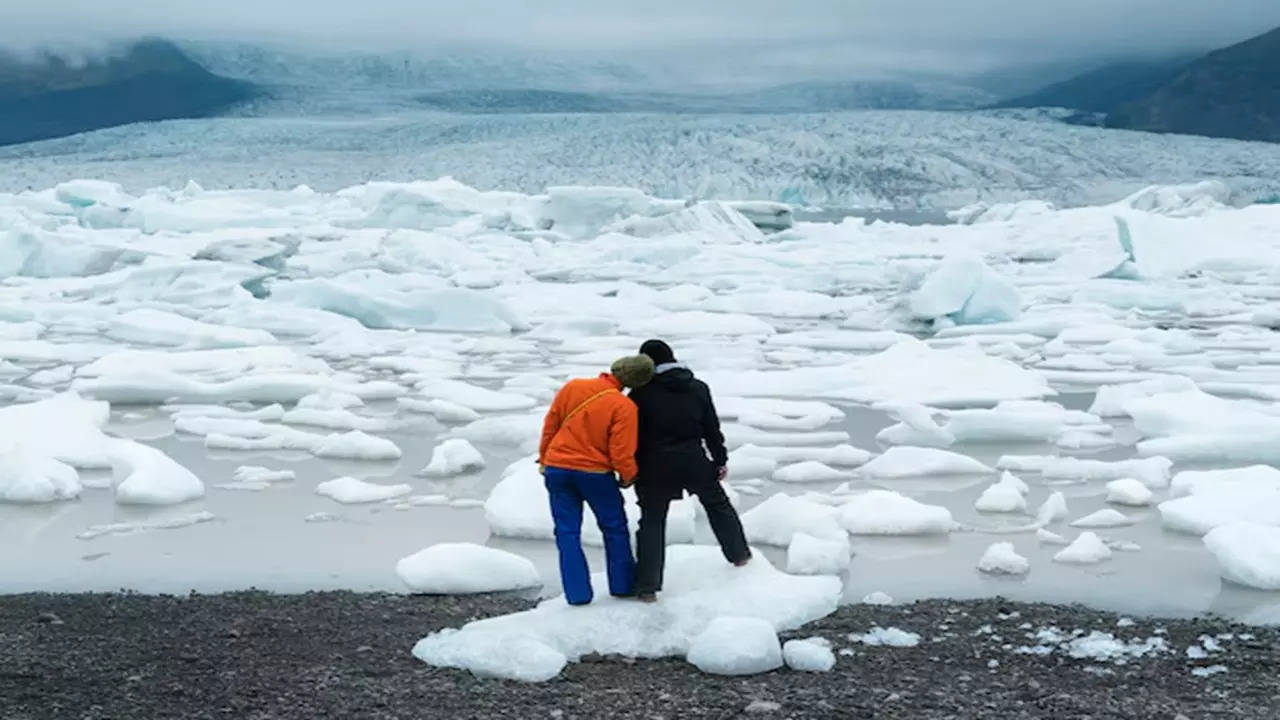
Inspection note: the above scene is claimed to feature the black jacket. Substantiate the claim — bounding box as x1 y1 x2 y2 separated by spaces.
629 365 728 502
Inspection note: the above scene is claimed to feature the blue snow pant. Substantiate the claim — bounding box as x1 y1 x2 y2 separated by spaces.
544 466 636 605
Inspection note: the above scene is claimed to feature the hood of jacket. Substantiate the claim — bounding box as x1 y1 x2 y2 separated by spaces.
651 364 695 391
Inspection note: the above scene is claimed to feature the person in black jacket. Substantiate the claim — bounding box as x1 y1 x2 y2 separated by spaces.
629 339 751 602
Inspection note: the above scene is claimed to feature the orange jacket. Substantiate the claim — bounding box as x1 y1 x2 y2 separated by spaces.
538 374 639 481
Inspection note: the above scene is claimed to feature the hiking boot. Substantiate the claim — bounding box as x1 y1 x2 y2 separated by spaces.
637 593 658 603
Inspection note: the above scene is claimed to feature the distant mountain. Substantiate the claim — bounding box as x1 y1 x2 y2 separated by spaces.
1108 26 1280 142
1000 26 1280 143
0 38 258 147
997 57 1193 114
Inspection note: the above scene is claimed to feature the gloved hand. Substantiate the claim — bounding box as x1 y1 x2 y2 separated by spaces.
716 466 728 482
618 473 635 489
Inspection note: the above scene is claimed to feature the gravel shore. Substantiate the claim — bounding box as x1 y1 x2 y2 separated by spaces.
2 592 1276 719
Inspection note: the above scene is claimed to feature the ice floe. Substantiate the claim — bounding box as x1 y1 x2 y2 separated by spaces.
316 477 412 504
412 546 839 681
978 542 1030 575
396 543 541 594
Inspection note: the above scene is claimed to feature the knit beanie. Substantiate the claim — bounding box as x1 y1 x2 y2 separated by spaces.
638 339 675 365
610 354 656 389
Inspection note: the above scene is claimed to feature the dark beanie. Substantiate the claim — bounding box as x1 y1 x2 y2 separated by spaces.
639 339 675 365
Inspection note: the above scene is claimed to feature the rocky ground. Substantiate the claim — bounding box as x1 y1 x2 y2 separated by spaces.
1 592 1276 719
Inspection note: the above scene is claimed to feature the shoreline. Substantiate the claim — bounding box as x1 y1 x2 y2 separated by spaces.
2 591 1275 719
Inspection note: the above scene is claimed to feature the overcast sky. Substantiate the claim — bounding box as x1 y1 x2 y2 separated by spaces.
6 0 1280 74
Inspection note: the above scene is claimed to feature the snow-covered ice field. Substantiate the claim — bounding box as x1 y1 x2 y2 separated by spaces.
2 173 1280 633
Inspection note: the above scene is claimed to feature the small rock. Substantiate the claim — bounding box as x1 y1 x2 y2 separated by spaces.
355 645 374 654
1027 679 1041 691
36 612 64 625
744 700 781 714
226 628 241 639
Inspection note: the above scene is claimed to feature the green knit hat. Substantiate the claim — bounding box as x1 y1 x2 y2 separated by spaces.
610 354 655 389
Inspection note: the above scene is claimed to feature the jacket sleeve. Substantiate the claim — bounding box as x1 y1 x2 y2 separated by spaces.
538 385 568 464
699 382 729 466
607 397 640 482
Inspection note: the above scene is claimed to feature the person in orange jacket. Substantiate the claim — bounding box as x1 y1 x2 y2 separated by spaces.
538 355 656 605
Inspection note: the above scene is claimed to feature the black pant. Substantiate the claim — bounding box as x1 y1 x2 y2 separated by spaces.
634 478 750 595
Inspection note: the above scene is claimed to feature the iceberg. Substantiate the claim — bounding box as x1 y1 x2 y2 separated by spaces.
910 255 1022 325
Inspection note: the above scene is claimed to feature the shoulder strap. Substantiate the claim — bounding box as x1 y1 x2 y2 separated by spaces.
559 388 618 427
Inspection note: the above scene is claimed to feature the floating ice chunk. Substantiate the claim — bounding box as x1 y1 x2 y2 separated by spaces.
450 498 484 509
705 341 1053 407
859 447 993 478
421 439 486 478
451 414 542 452
734 444 870 468
296 390 363 410
1056 430 1116 450
415 378 536 412
1159 492 1280 535
0 393 112 470
874 402 955 447
1036 491 1069 525
687 617 784 676
861 591 894 605
943 409 1067 444
1070 509 1135 529
413 545 838 681
316 476 412 504
1089 376 1198 417
233 466 295 484
725 452 779 479
1053 532 1112 564
630 311 775 338
1186 645 1209 660
978 542 1030 575
304 512 339 523
786 532 851 575
1037 528 1069 545
850 627 920 647
272 277 526 333
911 255 1021 325
1191 665 1228 678
396 543 541 594
110 440 204 505
75 371 334 405
783 638 836 672
1041 456 1172 490
0 446 80 503
1106 479 1154 506
997 455 1055 473
106 309 276 349
79 346 328 380
1169 466 1280 499
280 407 399 432
398 397 481 423
742 493 846 546
838 490 954 535
28 365 73 386
313 431 402 460
77 511 216 540
773 461 845 484
975 476 1029 514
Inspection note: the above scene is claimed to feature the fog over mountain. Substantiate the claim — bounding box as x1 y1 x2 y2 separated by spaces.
5 0 1280 87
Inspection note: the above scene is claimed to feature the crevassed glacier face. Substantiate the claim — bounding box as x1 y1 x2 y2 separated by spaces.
4 110 1280 209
